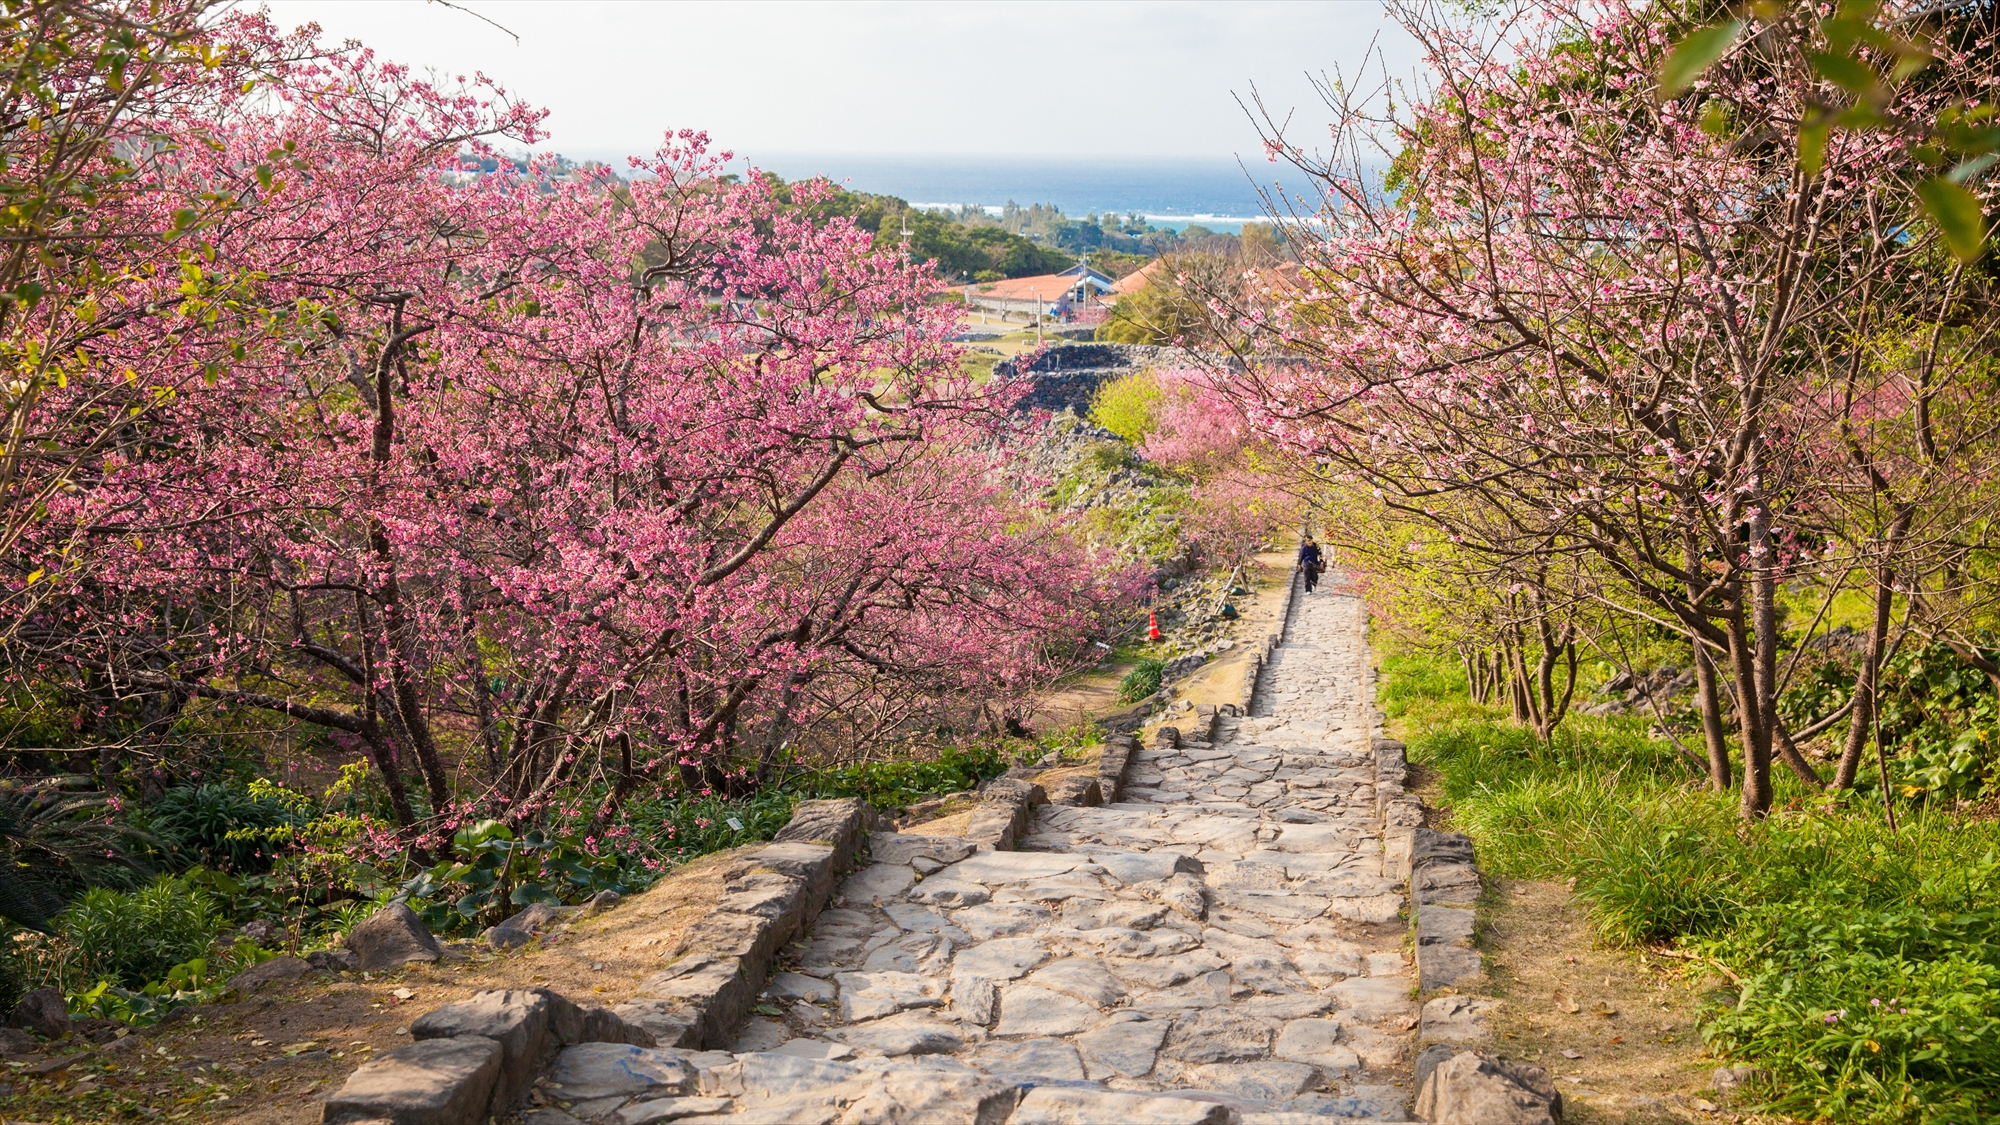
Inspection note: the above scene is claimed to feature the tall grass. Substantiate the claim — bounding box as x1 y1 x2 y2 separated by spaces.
1385 650 2000 1125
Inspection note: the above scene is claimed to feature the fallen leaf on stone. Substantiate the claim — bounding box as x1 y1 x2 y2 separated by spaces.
1561 1048 1583 1059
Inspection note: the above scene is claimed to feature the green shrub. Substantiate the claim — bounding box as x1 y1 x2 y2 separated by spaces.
610 743 1013 876
0 790 155 931
1089 370 1163 442
800 743 1010 812
148 782 312 872
53 875 220 989
1120 658 1165 702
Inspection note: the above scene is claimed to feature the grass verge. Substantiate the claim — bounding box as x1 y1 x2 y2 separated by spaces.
1384 650 2000 1125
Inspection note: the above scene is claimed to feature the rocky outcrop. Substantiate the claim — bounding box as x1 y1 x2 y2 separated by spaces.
8 987 71 1040
227 954 318 992
344 903 445 970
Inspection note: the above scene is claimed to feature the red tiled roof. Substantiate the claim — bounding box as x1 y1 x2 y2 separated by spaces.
974 273 1111 301
1110 259 1163 296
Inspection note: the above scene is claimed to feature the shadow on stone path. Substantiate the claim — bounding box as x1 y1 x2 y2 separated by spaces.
689 587 1420 1123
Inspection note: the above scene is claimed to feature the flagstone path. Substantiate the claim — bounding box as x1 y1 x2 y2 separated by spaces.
715 585 1419 1123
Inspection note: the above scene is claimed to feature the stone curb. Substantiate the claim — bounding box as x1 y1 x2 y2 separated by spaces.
1376 737 1424 882
1396 792 1550 1122
636 797 879 1049
1240 567 1303 713
965 778 1045 849
1410 827 1482 994
1094 732 1139 803
1358 641 1537 1121
322 798 880 1124
323 986 652 1124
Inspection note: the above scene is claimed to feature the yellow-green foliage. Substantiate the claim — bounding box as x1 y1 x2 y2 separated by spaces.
1089 369 1162 443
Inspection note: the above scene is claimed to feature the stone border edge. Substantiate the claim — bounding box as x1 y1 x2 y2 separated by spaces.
322 798 885 1124
1393 755 1563 1123
628 796 879 1050
1240 565 1303 714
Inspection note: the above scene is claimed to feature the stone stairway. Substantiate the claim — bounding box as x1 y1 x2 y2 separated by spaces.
679 586 1420 1123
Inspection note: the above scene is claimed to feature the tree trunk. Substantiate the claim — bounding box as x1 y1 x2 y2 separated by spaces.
1744 505 1781 819
1725 606 1773 818
1836 559 1897 788
1691 638 1732 790
363 731 419 830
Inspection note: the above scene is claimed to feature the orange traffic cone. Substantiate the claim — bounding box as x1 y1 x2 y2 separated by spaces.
1147 610 1161 641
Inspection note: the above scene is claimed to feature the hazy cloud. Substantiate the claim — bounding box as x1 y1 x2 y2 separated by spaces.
255 1 1416 162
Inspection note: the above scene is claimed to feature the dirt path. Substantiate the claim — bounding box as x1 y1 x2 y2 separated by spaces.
1461 878 1754 1124
1404 772 1786 1123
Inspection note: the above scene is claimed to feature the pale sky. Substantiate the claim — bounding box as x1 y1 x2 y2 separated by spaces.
250 1 1416 162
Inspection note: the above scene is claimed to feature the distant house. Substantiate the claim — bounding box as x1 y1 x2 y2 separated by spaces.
1107 258 1163 302
966 264 1117 318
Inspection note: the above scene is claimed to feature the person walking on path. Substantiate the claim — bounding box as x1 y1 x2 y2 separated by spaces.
1297 536 1324 593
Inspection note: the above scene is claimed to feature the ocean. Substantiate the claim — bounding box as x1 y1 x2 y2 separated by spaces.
742 153 1294 232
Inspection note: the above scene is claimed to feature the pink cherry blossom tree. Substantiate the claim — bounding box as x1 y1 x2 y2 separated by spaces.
1230 0 2000 815
6 10 1126 842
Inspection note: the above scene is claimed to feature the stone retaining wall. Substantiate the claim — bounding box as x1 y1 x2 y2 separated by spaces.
320 797 878 1124
1240 567 1303 714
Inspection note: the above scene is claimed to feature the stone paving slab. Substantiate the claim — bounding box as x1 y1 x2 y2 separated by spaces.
552 586 1417 1124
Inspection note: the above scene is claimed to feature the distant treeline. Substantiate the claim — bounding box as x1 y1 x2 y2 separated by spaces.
760 172 1228 282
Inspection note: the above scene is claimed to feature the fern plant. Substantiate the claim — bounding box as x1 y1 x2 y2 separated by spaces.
0 789 153 932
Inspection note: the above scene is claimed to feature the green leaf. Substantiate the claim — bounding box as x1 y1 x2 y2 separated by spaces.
1917 177 1990 262
1806 50 1878 95
1800 123 1831 178
509 882 561 906
1699 100 1733 137
1947 154 1999 185
1661 21 1743 98
1890 47 1934 82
